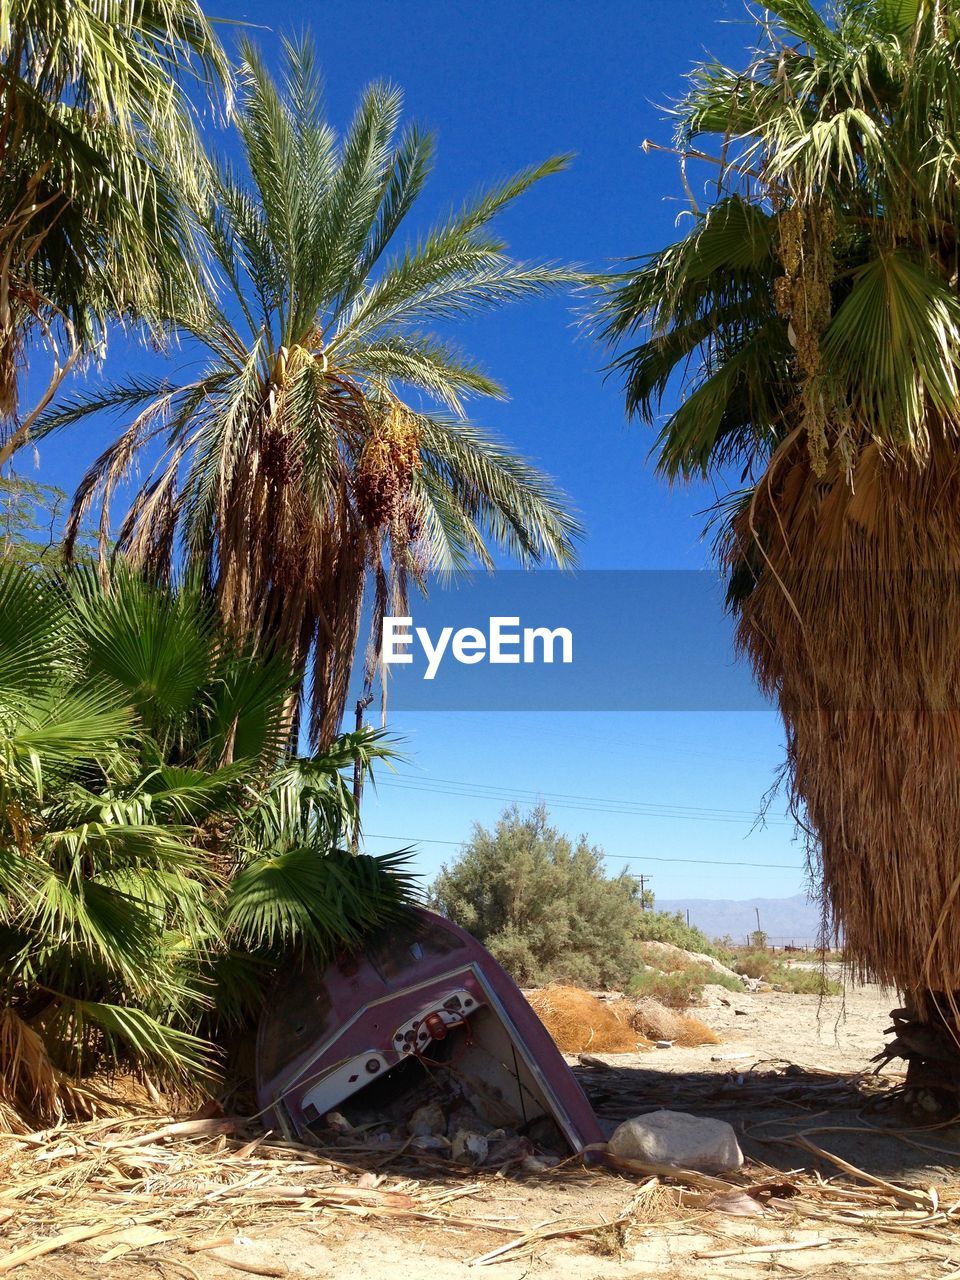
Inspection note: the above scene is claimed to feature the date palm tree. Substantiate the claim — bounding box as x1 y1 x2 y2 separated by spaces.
39 39 581 748
0 0 228 465
601 0 960 1079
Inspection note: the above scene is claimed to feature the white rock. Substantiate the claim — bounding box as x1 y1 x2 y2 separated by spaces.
451 1129 489 1165
407 1103 445 1137
607 1110 743 1174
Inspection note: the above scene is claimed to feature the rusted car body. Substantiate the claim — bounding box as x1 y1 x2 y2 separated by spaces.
256 909 603 1155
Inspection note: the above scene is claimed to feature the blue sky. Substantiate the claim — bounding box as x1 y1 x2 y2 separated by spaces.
26 1 814 908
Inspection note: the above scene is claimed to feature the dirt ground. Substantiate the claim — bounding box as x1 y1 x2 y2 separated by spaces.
6 980 960 1280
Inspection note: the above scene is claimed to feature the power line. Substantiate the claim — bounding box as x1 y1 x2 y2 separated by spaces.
377 776 791 826
362 832 803 871
389 773 770 818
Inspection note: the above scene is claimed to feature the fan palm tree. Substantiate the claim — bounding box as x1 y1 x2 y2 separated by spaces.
0 563 414 1127
0 0 228 463
39 38 581 748
600 0 960 1067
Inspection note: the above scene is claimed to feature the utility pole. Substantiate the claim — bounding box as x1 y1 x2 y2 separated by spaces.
639 874 651 910
351 693 374 853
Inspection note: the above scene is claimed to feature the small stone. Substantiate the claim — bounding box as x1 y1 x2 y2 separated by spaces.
408 1103 445 1137
451 1129 488 1165
523 1116 566 1155
446 1105 486 1139
608 1110 744 1174
486 1135 533 1166
708 1190 765 1217
409 1133 451 1152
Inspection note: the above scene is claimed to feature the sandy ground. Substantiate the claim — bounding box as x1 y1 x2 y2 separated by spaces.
8 980 960 1280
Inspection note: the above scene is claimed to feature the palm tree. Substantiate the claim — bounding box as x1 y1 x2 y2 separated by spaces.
600 0 960 1075
0 0 228 464
0 563 414 1127
39 38 581 748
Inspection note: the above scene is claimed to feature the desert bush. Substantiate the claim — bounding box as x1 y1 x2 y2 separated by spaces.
430 806 650 987
631 959 746 1007
637 943 743 990
629 964 712 1008
729 950 841 994
634 910 723 956
775 967 842 996
733 950 774 980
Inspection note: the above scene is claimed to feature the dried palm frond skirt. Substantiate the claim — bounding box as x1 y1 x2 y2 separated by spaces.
732 436 960 1047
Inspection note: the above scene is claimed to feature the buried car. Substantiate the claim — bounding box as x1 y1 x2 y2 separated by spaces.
256 909 604 1158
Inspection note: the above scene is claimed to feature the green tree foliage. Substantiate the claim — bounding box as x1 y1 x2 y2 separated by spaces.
429 805 651 988
0 563 415 1125
37 38 581 747
0 475 98 568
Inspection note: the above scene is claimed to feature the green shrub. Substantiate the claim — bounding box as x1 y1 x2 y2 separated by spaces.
429 805 650 988
728 949 841 994
775 967 842 996
708 970 748 993
732 950 774 979
634 910 724 956
629 963 712 1009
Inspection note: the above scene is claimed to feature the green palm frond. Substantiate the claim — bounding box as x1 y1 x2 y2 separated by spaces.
416 414 581 568
602 0 960 484
226 845 417 956
0 0 229 440
762 0 844 52
67 567 216 741
0 562 417 1113
0 563 65 698
44 997 216 1080
821 250 960 445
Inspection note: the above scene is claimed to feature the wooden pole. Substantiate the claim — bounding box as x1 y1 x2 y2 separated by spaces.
351 693 374 853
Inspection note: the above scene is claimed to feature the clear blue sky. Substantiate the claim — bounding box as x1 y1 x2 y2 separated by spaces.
28 0 812 906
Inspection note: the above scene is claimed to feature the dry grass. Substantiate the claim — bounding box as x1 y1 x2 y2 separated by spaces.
526 986 719 1052
0 1008 98 1131
631 998 721 1047
525 986 653 1053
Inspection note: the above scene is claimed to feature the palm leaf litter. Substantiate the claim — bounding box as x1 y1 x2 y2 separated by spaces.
1 1061 960 1275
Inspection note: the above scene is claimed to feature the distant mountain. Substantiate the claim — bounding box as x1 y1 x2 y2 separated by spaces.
655 893 825 948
